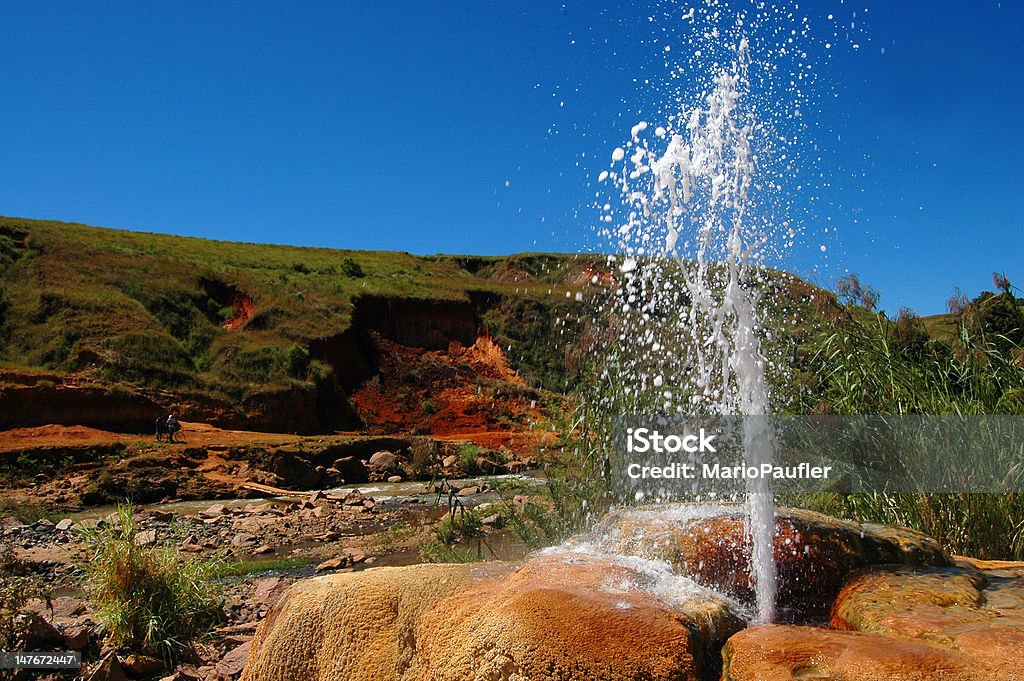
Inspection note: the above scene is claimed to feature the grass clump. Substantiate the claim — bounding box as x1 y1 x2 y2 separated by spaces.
82 504 223 662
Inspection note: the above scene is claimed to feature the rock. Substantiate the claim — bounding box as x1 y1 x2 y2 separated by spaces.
315 557 348 572
481 514 504 528
722 624 977 680
830 563 1024 669
63 623 90 650
55 518 74 531
35 518 56 531
331 457 368 484
200 504 229 519
122 654 165 677
24 613 63 645
342 490 365 506
441 455 458 469
386 475 402 483
475 456 504 474
241 554 742 681
366 450 400 473
87 653 129 681
216 641 252 677
361 499 375 510
457 486 480 496
253 578 288 608
24 595 87 619
307 490 323 504
231 533 255 547
148 510 175 522
135 529 158 546
1 515 26 529
346 551 366 564
251 545 274 556
585 504 950 617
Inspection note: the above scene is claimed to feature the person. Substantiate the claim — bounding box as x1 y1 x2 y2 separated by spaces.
165 413 181 443
155 414 167 441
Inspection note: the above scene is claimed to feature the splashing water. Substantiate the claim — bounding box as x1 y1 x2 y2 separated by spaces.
597 32 787 622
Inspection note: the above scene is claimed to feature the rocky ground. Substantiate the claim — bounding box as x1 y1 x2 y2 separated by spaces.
0 412 550 681
4 476 540 681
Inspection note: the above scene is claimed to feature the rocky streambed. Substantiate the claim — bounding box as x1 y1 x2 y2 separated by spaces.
3 474 542 681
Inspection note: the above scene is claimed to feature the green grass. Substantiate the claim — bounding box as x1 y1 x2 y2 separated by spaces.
0 497 64 524
81 504 224 662
0 216 598 401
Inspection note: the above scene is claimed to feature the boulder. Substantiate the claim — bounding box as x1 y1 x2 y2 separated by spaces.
367 450 400 474
200 504 229 519
722 625 978 680
830 563 1024 667
64 624 91 650
122 654 164 677
585 504 950 617
134 529 157 546
241 553 743 681
331 457 368 484
242 563 477 681
252 578 289 608
217 641 252 677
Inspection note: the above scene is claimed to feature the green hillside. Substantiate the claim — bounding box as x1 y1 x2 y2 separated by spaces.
0 216 594 401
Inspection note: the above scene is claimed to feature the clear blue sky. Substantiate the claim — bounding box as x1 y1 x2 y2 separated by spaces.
1 1 1020 314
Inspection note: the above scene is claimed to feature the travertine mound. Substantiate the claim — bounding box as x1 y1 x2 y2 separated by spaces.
242 552 743 681
831 562 1024 667
586 504 950 617
241 563 483 681
724 561 1024 680
721 624 978 681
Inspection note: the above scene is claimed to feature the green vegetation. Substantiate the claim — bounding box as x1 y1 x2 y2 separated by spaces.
457 442 481 470
784 283 1024 559
82 504 223 662
0 216 596 402
0 497 63 524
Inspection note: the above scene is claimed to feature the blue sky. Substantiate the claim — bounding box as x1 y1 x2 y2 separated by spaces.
0 1 1020 315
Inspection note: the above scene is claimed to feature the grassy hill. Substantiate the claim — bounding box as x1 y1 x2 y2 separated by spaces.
2 215 1022 432
0 217 598 405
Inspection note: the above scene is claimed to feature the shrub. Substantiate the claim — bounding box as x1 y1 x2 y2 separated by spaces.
457 443 480 470
82 504 223 662
339 258 364 278
286 343 310 379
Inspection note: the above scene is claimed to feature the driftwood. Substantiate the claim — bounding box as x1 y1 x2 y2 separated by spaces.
239 481 345 502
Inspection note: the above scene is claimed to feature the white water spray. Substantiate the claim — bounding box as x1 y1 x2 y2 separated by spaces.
601 37 779 623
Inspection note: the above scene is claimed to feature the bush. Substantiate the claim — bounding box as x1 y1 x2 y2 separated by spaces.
82 505 223 661
339 258 364 278
457 443 480 470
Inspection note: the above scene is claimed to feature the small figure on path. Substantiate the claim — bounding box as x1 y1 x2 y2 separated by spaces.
155 413 182 442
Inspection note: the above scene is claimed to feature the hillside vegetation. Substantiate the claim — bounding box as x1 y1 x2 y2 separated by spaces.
0 217 595 408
